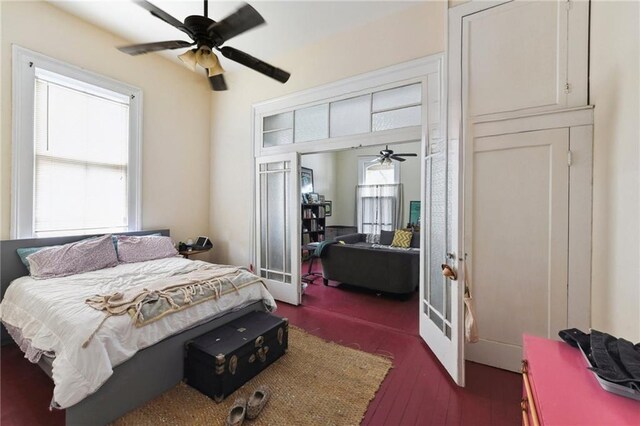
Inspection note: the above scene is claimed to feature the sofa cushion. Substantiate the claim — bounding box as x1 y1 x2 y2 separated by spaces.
391 229 412 248
411 232 420 248
365 233 380 244
380 230 395 245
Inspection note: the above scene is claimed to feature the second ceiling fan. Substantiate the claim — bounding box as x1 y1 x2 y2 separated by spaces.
117 0 291 91
372 145 417 164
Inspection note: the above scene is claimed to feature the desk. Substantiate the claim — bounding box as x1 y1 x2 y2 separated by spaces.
301 243 322 283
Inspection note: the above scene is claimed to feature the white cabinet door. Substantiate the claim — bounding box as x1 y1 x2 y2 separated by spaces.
465 128 569 371
461 0 588 121
255 153 301 305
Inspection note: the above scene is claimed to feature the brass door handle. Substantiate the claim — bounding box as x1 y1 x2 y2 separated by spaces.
441 264 457 280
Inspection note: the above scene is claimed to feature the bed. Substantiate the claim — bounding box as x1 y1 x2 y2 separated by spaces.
0 229 276 425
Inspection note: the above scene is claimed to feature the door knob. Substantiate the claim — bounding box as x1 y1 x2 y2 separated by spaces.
441 264 457 280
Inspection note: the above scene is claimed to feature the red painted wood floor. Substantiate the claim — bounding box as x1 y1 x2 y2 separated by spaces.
0 263 521 425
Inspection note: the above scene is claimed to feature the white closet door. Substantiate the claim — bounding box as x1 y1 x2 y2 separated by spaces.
465 128 569 371
462 0 588 121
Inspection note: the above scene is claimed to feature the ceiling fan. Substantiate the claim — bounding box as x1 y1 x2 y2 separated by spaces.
372 145 417 164
117 0 291 91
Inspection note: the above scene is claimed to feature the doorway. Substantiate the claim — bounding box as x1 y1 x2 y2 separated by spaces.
299 141 422 334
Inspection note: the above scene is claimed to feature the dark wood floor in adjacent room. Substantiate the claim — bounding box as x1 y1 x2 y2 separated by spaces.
0 265 521 426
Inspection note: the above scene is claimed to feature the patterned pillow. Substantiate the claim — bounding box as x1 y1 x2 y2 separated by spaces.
391 229 413 248
365 233 380 244
17 246 50 272
116 235 178 263
27 234 118 279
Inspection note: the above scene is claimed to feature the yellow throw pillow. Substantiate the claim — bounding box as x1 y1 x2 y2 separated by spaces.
391 229 412 248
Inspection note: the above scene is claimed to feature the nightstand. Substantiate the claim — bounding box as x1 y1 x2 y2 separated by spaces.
179 248 211 259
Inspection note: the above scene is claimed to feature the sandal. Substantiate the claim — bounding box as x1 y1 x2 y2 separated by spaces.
246 386 270 419
225 397 247 426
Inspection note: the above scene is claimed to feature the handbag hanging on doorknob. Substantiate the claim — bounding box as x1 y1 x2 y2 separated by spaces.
463 260 479 343
440 261 479 343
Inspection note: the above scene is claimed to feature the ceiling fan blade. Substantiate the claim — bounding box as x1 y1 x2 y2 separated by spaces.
134 1 193 38
207 3 266 45
220 46 290 83
389 155 407 162
117 40 194 56
369 156 384 163
208 73 228 91
393 153 418 157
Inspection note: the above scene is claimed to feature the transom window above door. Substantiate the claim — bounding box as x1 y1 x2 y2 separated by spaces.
261 83 423 149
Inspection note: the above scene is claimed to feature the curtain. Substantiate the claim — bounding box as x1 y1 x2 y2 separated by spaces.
356 184 403 234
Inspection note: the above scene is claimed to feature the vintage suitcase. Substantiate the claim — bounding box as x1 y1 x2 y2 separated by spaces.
184 311 289 402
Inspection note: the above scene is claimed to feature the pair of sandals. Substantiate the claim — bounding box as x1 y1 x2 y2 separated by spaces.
225 386 270 426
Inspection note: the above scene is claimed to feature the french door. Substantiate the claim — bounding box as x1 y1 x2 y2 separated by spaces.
420 133 465 386
255 153 301 305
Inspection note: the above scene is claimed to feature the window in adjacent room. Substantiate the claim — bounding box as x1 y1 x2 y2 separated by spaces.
356 156 403 234
12 47 141 238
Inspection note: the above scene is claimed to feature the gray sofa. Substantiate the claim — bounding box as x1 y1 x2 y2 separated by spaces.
319 232 419 294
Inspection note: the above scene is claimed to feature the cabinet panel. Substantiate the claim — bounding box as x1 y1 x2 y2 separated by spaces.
465 128 569 371
464 1 567 118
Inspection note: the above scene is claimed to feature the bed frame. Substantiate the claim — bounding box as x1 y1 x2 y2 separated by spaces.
0 230 266 425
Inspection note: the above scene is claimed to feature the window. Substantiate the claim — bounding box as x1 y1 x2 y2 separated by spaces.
12 47 141 238
358 156 400 186
356 156 403 234
259 82 424 151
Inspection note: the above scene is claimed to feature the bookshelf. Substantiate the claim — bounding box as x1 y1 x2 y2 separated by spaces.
301 203 328 245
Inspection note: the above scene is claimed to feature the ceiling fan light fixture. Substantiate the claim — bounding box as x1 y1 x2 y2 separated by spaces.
207 54 225 77
178 49 197 71
195 45 217 68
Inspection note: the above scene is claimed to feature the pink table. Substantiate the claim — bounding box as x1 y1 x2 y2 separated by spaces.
523 334 640 425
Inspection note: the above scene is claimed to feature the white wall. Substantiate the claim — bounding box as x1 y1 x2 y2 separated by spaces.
0 1 212 246
590 1 640 341
209 1 445 267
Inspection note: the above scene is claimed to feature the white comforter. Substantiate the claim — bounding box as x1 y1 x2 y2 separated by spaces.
0 257 276 409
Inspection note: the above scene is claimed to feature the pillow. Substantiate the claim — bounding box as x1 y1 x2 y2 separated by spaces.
17 246 50 272
391 229 412 248
27 234 118 279
365 233 380 244
379 230 395 246
116 235 178 263
111 232 161 254
410 232 420 249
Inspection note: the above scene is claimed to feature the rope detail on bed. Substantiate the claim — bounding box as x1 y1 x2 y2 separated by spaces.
82 265 263 348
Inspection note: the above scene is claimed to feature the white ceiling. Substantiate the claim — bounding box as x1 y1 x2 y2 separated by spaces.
50 1 419 72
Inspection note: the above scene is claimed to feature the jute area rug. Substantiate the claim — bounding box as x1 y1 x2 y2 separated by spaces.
114 326 393 426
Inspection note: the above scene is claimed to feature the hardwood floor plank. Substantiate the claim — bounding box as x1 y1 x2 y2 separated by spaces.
1 276 521 426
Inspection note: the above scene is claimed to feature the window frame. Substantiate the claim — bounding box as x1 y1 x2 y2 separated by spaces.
11 46 142 239
357 156 401 185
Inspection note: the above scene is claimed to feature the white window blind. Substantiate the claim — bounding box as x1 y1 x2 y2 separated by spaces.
33 71 131 237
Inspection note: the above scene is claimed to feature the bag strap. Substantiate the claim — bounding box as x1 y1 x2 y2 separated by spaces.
463 254 471 298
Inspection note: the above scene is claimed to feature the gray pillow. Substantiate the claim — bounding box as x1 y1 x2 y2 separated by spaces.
411 232 420 248
379 230 395 246
116 235 178 263
27 234 118 279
